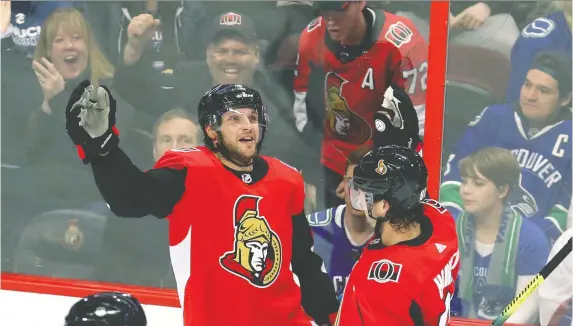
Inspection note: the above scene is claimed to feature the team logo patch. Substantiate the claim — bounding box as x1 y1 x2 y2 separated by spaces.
220 12 242 26
375 159 387 175
325 72 371 144
60 219 84 250
375 118 385 132
220 195 282 287
385 21 413 48
367 259 402 283
522 17 555 38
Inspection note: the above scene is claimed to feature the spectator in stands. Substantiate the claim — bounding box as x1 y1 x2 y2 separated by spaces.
27 7 134 165
113 1 207 120
307 145 374 300
506 0 572 103
293 1 427 210
1 1 73 166
116 11 312 172
152 108 200 162
0 7 134 256
448 2 520 58
452 147 549 323
93 108 200 288
441 50 572 243
1 1 73 58
539 227 573 326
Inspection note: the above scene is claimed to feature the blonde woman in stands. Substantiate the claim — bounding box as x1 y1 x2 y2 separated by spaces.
22 7 134 214
452 147 550 323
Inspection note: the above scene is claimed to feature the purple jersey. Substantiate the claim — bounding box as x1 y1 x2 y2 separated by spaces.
307 205 369 298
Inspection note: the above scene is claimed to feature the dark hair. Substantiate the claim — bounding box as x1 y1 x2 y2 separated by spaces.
530 50 572 99
345 144 372 175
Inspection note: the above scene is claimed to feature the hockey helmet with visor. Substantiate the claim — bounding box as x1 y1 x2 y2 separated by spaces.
198 84 269 155
349 145 428 220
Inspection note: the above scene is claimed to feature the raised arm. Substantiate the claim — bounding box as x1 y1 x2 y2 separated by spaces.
64 80 185 219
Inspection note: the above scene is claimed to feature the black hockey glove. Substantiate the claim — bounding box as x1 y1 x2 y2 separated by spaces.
373 85 421 151
65 80 120 164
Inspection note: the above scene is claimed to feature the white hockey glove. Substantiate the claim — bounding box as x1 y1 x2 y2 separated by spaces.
65 80 120 164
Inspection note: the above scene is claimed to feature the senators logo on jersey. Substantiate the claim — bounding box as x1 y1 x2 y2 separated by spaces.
325 72 371 144
367 259 403 284
220 195 282 287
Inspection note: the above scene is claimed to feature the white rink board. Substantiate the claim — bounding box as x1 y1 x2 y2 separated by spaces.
0 290 183 325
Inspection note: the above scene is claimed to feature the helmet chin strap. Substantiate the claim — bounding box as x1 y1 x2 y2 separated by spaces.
216 131 256 168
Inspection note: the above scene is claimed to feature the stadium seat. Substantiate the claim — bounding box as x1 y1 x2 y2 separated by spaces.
442 45 512 159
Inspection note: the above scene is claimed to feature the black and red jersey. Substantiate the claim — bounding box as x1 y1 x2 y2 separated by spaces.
293 8 427 176
335 199 459 326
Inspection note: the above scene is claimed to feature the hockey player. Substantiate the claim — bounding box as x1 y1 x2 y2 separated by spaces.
308 85 422 300
441 50 572 242
293 0 427 208
336 145 459 325
63 82 339 326
65 292 147 326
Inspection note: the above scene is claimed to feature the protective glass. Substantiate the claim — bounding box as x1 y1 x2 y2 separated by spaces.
212 108 268 145
348 179 374 215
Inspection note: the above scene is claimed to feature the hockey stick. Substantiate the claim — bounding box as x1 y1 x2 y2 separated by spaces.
489 236 572 326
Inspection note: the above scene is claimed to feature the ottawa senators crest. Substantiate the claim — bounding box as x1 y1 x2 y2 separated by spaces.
220 195 282 287
325 72 371 144
375 159 387 175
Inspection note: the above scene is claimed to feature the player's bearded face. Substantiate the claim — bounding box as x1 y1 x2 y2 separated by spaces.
219 108 260 164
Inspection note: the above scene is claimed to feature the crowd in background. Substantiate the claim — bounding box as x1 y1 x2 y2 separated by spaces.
0 1 571 325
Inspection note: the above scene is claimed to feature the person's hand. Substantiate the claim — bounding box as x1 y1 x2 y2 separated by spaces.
124 13 160 65
305 183 317 212
451 2 491 29
32 57 65 113
65 80 119 164
0 1 11 36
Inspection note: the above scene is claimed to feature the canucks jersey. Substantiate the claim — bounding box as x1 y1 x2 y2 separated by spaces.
506 11 572 102
6 2 73 58
307 205 370 299
440 104 572 241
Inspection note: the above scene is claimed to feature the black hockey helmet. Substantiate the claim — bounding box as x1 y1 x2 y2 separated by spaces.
64 292 147 326
197 84 269 152
349 145 427 219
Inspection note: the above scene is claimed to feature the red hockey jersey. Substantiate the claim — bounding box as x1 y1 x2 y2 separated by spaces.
293 8 427 176
154 147 315 326
335 199 459 326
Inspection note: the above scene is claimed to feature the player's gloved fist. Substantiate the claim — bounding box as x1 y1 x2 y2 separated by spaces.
373 85 421 151
65 79 119 164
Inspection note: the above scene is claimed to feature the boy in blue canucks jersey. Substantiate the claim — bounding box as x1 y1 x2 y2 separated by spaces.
307 146 374 299
506 3 572 102
442 51 572 242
